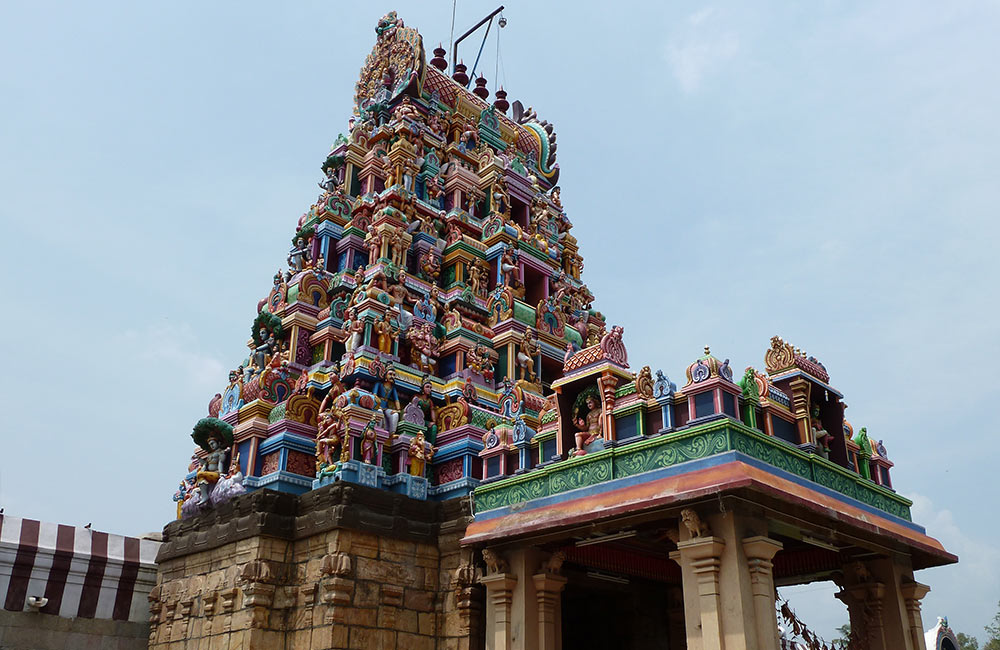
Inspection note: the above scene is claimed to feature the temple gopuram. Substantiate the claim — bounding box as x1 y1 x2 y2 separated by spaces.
152 12 956 650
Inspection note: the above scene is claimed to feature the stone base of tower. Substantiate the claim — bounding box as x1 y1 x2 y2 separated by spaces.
149 485 483 650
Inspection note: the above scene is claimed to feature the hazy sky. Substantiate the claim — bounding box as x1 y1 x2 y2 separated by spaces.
2 0 998 642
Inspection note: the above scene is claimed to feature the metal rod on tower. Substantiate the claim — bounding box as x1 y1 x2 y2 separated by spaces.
452 5 504 72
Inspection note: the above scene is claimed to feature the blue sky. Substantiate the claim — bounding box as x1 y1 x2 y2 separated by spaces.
1 0 997 642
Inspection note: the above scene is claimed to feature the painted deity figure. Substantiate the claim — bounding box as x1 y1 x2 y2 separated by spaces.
409 321 438 374
366 226 383 264
389 228 407 267
360 417 380 464
343 308 364 353
425 174 445 209
419 249 441 282
319 165 340 193
500 246 519 288
811 403 833 459
414 294 437 321
468 259 488 298
516 328 540 383
374 367 401 434
490 179 509 217
573 392 603 456
375 311 395 354
407 430 434 476
288 236 312 272
197 437 229 503
415 377 439 444
250 327 277 374
316 404 348 470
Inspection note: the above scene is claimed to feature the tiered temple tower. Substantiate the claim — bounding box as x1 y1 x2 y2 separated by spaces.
156 13 955 650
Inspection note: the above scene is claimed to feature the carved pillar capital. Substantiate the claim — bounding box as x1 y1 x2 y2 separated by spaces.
321 575 356 624
742 536 784 650
901 581 931 650
673 536 726 649
481 573 518 650
533 573 568 650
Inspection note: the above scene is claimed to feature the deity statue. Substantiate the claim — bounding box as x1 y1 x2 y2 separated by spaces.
319 165 340 193
419 249 441 282
572 389 603 456
426 174 445 209
500 246 519 287
190 418 236 505
409 321 439 374
374 367 401 434
475 343 495 382
414 377 439 444
392 96 419 122
249 327 277 374
407 430 434 476
468 259 488 298
343 308 364 353
413 294 437 321
366 226 383 264
288 236 312 273
375 311 396 354
389 228 407 267
316 404 348 470
490 179 509 217
360 416 380 464
516 328 540 383
811 403 832 459
550 185 562 209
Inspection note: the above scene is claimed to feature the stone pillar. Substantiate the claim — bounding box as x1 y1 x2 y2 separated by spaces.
836 563 887 650
742 536 783 650
482 572 518 650
674 536 727 650
901 582 931 650
869 556 926 650
533 572 567 650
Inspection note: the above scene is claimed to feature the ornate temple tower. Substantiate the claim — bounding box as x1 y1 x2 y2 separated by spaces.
153 12 956 650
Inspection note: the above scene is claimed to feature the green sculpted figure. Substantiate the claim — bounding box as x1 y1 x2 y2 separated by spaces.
853 426 873 480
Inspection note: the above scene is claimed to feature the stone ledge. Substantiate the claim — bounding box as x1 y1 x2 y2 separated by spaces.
158 482 472 563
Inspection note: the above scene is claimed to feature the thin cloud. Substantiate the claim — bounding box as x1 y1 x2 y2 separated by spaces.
665 7 740 94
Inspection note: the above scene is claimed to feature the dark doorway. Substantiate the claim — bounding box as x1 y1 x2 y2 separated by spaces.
561 569 682 649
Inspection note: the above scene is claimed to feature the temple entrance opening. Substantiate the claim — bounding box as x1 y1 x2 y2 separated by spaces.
561 570 682 649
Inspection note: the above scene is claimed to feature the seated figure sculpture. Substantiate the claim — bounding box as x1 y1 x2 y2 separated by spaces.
572 388 603 456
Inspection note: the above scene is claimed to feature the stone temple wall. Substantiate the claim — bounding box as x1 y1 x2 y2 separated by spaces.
149 485 482 650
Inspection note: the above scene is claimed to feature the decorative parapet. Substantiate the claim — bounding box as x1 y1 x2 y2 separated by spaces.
472 419 912 520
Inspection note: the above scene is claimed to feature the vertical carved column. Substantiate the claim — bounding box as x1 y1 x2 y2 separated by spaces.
320 552 354 625
836 573 886 650
901 582 931 650
454 560 484 645
742 536 784 650
533 553 567 650
481 573 518 650
788 377 812 446
675 536 727 650
598 371 618 442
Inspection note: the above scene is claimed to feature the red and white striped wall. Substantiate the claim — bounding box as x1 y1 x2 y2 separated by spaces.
0 515 159 623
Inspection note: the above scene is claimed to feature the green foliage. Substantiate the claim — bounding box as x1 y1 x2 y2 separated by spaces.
986 600 1000 650
958 632 980 650
833 624 851 646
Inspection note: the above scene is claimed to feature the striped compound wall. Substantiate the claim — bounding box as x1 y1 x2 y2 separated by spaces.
0 515 159 623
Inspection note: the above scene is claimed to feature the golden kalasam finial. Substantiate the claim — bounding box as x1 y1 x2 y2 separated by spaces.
704 346 711 356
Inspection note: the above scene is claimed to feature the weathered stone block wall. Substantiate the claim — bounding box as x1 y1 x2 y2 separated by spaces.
148 484 481 650
0 609 149 650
